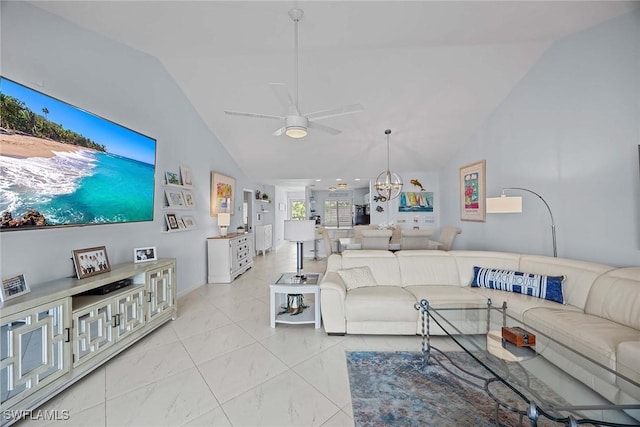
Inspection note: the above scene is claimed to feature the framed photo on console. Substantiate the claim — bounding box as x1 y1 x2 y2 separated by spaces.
134 246 157 263
459 160 486 222
72 246 111 279
1 274 30 302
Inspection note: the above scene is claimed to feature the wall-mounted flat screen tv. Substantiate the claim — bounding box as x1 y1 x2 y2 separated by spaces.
0 77 156 231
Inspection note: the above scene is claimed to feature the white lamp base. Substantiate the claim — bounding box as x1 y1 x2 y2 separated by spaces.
219 226 228 236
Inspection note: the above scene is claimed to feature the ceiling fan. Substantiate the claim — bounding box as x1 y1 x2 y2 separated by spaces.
224 8 364 139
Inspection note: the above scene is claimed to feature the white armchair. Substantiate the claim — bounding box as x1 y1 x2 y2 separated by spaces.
400 229 440 250
360 229 393 250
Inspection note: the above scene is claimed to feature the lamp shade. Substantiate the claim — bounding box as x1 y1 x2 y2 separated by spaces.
218 212 231 226
284 220 315 241
486 196 523 213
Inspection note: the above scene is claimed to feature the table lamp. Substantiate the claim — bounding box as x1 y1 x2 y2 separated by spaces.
218 212 231 236
284 219 315 278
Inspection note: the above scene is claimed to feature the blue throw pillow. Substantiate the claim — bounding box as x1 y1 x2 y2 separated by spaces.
471 267 565 304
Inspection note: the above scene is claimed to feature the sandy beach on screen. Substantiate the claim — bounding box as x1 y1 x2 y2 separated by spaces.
0 132 89 158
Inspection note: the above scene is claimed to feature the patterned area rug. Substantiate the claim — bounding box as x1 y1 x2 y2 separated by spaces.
346 350 561 427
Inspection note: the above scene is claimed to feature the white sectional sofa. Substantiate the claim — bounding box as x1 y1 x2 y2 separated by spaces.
320 249 640 410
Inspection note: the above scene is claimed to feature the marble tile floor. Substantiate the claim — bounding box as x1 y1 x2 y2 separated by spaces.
21 243 458 427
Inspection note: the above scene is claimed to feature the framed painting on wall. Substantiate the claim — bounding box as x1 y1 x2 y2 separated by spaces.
398 191 434 212
211 172 235 216
459 160 486 222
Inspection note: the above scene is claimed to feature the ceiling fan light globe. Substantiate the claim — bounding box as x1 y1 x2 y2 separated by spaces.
286 126 307 138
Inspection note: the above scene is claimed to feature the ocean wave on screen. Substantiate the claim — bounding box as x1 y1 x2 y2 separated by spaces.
0 150 97 213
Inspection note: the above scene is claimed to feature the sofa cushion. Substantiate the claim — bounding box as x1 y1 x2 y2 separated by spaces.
341 250 402 286
337 266 377 291
405 285 487 308
469 287 582 322
345 286 417 322
449 251 521 286
519 255 612 310
471 267 565 304
396 251 460 286
617 341 640 400
523 307 640 370
585 267 640 330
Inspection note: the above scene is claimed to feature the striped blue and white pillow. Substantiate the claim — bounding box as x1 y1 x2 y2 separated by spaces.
471 267 565 304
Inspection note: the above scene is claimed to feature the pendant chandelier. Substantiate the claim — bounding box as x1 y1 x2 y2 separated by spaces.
374 129 403 202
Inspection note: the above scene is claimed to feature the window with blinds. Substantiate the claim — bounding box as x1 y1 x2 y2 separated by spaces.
324 200 352 227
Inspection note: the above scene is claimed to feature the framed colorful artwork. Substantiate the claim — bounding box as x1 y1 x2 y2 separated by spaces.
459 160 486 222
398 191 433 212
211 172 235 216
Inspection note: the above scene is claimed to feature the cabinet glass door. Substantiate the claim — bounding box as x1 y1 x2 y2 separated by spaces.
72 301 115 367
115 288 146 340
1 298 70 407
147 266 175 322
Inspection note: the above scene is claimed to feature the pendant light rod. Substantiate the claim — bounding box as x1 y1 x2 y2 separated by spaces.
289 8 304 108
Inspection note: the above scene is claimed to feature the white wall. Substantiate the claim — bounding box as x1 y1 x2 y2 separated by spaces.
439 11 640 266
0 2 258 294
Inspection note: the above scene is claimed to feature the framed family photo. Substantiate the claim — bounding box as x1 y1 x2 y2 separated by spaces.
1 274 30 302
134 246 157 263
72 246 111 279
211 172 235 216
459 160 486 222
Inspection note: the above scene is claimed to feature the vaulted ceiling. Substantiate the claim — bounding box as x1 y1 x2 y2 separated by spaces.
31 1 638 190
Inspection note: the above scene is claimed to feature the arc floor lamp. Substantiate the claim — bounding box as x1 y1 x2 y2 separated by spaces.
486 187 557 257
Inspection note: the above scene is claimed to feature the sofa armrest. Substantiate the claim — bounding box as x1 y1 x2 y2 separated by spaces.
320 272 347 334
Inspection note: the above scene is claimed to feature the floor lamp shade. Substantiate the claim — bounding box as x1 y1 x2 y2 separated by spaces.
486 196 523 213
284 220 316 277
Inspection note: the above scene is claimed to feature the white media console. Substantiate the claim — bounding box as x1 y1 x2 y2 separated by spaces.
0 259 177 426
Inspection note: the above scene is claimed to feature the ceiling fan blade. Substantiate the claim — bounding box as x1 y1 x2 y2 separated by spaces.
224 110 283 120
272 126 287 137
269 83 294 109
305 104 364 121
308 121 341 135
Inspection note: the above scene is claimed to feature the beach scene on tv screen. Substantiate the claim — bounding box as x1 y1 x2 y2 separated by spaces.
0 77 156 229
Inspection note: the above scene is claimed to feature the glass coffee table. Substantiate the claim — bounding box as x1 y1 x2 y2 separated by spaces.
415 299 640 426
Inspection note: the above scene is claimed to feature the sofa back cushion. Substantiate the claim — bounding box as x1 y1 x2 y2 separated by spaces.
519 255 612 310
396 251 460 286
585 267 640 330
450 251 521 287
341 250 402 286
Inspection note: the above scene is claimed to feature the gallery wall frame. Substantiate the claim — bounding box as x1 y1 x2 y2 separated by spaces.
211 172 235 216
459 160 486 222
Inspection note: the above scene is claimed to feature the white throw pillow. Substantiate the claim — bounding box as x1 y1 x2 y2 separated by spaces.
337 266 378 291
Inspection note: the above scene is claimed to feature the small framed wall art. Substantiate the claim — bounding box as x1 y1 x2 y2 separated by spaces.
1 273 30 302
72 246 111 279
211 172 235 216
165 189 185 207
165 171 181 185
182 190 195 208
459 160 486 222
180 166 193 187
134 246 158 263
165 213 180 230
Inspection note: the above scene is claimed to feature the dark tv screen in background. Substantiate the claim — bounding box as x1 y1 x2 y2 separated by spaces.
0 77 157 230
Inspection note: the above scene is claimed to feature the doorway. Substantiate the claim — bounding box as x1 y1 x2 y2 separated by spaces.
243 189 253 232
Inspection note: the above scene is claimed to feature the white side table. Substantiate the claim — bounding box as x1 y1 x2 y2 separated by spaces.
270 272 321 328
